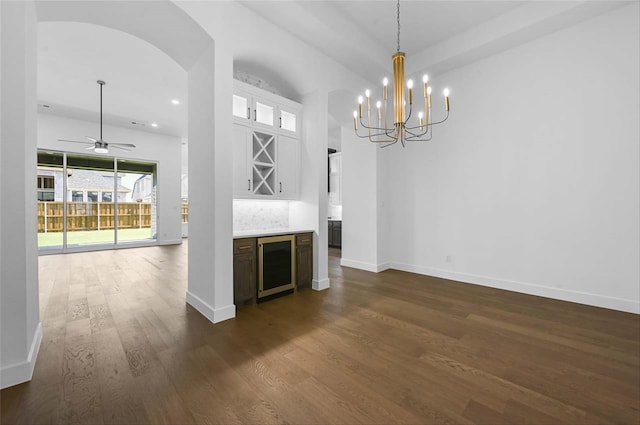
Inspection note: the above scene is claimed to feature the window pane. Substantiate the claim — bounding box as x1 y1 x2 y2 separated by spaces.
88 191 98 202
102 192 112 202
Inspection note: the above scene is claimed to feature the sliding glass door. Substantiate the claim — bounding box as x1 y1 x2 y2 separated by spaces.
116 159 157 244
37 150 157 252
66 155 115 247
37 152 64 250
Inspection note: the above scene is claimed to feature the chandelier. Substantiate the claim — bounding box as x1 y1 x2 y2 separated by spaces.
353 0 451 147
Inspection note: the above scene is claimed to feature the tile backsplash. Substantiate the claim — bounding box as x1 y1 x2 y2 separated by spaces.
233 200 290 231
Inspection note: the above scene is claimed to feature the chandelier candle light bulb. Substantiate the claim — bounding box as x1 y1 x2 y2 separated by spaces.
443 88 450 111
353 110 358 130
352 0 453 147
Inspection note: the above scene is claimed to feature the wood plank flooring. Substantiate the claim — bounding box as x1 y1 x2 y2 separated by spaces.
1 243 639 424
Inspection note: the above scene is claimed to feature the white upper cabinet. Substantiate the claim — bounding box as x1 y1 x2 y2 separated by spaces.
232 81 302 200
233 125 252 195
232 81 301 135
277 135 299 199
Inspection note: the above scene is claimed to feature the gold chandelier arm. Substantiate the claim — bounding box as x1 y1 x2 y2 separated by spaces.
405 126 433 142
405 110 450 132
380 139 400 148
355 125 398 143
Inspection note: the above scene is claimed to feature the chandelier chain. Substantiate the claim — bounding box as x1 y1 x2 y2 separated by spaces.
396 0 401 52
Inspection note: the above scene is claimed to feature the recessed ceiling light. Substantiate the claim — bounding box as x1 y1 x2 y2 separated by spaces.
171 99 180 105
151 123 158 128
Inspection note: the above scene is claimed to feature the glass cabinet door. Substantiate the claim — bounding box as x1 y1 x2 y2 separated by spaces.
279 109 297 133
233 94 250 120
255 100 275 127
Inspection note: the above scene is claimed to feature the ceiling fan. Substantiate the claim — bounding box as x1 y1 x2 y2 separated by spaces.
58 80 136 154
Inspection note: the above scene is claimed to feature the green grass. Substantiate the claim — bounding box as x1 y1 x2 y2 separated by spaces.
38 228 154 247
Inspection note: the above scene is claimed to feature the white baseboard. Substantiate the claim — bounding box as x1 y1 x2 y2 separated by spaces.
341 258 391 273
313 278 330 291
391 262 640 314
158 239 183 246
1 322 42 389
186 291 236 323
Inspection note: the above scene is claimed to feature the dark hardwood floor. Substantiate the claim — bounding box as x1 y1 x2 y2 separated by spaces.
1 242 639 424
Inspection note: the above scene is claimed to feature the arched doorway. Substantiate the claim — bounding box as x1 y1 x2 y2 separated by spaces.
0 0 235 389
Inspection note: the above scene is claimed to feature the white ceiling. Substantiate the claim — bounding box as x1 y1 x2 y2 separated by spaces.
239 1 526 81
38 21 187 139
37 1 622 140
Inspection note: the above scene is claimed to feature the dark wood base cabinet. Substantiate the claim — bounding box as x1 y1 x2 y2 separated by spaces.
328 220 341 248
296 233 313 289
233 238 256 306
233 232 313 306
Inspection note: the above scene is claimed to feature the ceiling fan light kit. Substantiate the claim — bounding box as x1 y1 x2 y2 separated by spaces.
353 0 453 148
57 80 136 154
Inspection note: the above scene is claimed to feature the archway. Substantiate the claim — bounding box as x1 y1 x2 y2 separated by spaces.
0 0 234 389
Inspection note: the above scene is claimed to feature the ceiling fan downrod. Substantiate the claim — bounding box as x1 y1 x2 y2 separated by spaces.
97 80 105 141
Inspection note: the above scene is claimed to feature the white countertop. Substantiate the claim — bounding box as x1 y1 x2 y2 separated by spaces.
233 228 314 239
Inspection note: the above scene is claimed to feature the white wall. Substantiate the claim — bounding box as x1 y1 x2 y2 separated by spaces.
37 113 183 244
186 42 236 324
290 90 330 290
1 1 41 389
385 4 640 313
341 126 381 272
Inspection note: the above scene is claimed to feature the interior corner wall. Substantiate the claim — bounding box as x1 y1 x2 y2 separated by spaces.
1 0 42 389
290 89 330 290
340 126 381 272
37 114 183 244
386 4 640 313
187 42 235 323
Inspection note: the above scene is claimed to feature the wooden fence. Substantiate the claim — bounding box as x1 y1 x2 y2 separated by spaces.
37 202 189 233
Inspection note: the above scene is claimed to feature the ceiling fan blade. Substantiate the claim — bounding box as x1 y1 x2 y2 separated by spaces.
110 143 136 148
58 139 91 144
85 146 95 150
85 136 97 142
111 145 131 151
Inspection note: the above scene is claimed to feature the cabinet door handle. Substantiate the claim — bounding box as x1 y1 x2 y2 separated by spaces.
246 107 250 120
279 182 282 193
238 245 251 250
254 109 257 121
248 179 251 191
279 117 282 128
